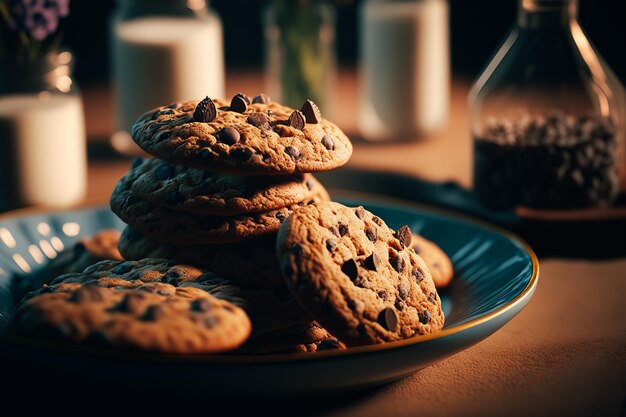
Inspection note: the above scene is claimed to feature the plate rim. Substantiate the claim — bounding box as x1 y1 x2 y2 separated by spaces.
0 195 539 364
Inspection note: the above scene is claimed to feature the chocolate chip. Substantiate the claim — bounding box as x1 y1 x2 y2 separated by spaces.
285 146 301 160
141 305 165 321
395 225 412 248
112 262 133 275
338 224 349 236
218 127 240 145
204 316 219 328
347 299 358 310
275 211 286 222
193 96 217 122
234 92 251 104
325 238 337 252
317 338 340 350
354 277 370 289
291 243 302 255
166 191 185 204
161 270 182 286
154 163 174 180
365 226 378 242
412 267 425 283
390 255 405 273
300 99 321 124
230 94 248 113
377 290 388 301
428 292 437 304
131 157 143 169
398 283 409 300
231 147 253 161
115 293 145 314
372 216 383 226
355 207 365 219
199 148 212 159
341 258 359 281
247 112 270 129
167 102 181 109
321 135 335 150
153 130 171 143
363 253 381 271
70 285 103 303
306 179 315 190
191 298 212 312
394 299 405 311
329 225 340 237
378 307 398 332
252 93 271 104
288 110 306 130
418 310 431 324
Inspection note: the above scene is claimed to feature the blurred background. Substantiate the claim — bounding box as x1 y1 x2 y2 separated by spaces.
66 0 626 85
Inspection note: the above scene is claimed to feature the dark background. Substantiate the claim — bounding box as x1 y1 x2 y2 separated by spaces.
65 0 626 86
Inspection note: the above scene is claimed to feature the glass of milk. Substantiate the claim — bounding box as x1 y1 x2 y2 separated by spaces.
110 0 225 155
0 51 87 212
358 0 450 141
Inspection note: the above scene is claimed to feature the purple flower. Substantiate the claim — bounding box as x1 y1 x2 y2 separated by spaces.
8 0 70 41
22 5 58 40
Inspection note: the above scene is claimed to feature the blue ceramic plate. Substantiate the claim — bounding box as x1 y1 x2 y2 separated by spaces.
0 197 538 396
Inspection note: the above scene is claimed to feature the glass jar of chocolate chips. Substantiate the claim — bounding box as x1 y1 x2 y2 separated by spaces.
469 0 626 209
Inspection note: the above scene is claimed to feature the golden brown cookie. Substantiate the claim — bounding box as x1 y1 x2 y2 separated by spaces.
130 96 352 175
411 233 454 289
129 157 327 215
9 283 251 354
117 227 284 290
277 202 445 346
110 167 330 244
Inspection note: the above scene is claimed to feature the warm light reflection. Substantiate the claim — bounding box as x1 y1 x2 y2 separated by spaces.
28 244 45 264
56 75 72 93
37 222 51 236
0 228 16 248
570 21 610 117
187 0 205 10
57 50 72 65
39 240 57 258
12 254 31 273
50 236 64 251
62 222 80 237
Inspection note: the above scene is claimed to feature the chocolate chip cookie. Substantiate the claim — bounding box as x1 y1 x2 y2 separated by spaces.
411 233 454 289
130 157 328 215
47 229 123 279
9 283 251 353
110 167 329 244
44 258 307 338
118 227 284 290
130 96 352 175
277 202 445 346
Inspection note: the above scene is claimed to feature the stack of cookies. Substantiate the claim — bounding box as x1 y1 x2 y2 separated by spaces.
110 94 355 352
9 94 448 355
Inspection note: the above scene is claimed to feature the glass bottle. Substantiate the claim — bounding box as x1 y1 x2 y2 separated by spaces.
263 0 336 115
0 51 87 212
469 0 626 209
110 0 225 155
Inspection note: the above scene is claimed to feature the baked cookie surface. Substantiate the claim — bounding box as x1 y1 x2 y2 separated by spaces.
118 227 284 290
110 166 329 244
10 283 251 354
277 202 444 346
130 96 352 175
130 157 326 215
411 233 454 289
